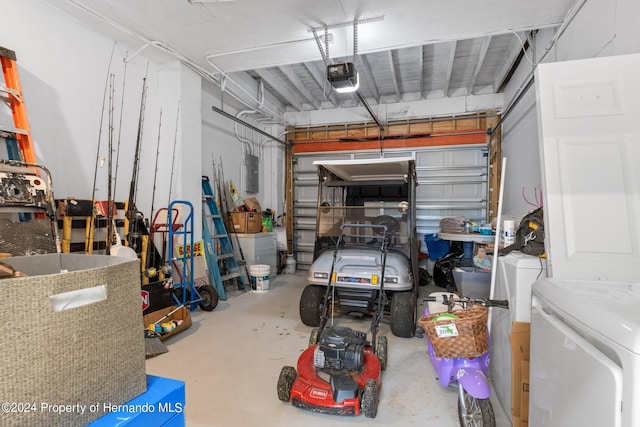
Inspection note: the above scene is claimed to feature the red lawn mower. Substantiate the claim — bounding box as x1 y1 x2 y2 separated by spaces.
277 224 390 418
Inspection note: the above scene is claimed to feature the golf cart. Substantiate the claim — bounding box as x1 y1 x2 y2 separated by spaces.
299 157 419 338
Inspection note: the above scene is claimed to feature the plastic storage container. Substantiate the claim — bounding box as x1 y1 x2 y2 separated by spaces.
452 266 491 298
424 233 451 259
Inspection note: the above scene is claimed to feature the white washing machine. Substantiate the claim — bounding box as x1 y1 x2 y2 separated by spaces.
490 251 546 422
530 279 640 427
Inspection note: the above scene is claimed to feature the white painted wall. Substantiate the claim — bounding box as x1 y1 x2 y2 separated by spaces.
200 81 287 217
2 0 286 243
500 0 640 218
2 0 154 204
1 0 168 218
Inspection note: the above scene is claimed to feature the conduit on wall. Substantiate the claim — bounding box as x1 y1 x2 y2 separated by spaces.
211 105 289 147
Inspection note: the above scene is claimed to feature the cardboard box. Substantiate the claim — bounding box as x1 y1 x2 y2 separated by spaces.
243 196 261 212
0 254 146 427
229 211 262 233
521 360 530 427
143 305 192 341
510 322 531 424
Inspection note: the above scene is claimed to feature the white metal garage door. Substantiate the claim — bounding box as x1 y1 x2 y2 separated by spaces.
292 144 489 269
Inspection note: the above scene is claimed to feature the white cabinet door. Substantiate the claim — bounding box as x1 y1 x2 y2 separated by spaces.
535 54 640 282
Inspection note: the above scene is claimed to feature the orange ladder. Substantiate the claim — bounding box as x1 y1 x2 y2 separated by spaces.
1 45 36 163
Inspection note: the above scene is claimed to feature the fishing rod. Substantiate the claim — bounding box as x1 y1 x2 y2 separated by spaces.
158 101 180 277
126 71 148 249
218 157 251 283
112 51 128 197
90 42 117 241
167 101 180 211
146 108 162 276
106 74 115 251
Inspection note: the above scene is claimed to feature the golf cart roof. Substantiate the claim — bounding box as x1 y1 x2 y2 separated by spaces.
313 157 414 182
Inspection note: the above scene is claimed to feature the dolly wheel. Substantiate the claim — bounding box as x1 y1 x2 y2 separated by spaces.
277 366 297 402
375 336 388 371
198 285 219 311
361 379 379 418
308 328 319 347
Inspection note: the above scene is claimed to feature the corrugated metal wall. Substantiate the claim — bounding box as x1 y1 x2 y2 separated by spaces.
287 113 498 270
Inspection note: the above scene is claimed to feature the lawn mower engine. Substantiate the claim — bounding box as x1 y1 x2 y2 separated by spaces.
314 326 366 371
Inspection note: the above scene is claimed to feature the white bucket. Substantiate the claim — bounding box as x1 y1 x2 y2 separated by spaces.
249 264 270 292
503 220 516 246
284 255 296 274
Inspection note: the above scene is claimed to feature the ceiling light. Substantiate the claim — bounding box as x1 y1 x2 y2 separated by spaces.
327 62 359 94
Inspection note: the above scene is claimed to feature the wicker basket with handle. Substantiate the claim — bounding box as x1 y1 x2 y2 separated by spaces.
418 305 489 358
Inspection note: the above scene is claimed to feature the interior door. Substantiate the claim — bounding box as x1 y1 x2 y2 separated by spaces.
535 54 640 282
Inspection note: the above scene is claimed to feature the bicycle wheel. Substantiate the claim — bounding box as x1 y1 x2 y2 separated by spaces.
457 387 495 427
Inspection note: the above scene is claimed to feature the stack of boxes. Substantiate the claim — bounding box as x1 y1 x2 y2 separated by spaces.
228 196 264 234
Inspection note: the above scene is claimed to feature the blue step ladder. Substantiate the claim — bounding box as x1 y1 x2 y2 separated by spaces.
202 176 246 301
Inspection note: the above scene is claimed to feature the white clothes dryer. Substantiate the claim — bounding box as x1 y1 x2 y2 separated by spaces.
530 279 640 427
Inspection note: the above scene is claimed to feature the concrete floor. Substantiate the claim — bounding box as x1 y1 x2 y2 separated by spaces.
146 273 511 427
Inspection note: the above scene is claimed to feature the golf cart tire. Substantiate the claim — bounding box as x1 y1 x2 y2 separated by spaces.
390 291 417 338
197 284 219 311
375 335 388 371
361 378 379 418
277 366 297 402
299 285 325 327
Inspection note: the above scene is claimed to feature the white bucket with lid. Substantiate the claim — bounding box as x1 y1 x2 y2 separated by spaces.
249 264 270 292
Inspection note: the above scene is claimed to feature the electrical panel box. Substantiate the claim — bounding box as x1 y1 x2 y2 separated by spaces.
246 153 259 193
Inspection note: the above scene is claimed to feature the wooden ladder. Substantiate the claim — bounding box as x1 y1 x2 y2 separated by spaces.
201 175 246 300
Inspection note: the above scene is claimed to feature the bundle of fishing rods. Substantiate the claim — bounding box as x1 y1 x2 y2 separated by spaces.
91 50 179 282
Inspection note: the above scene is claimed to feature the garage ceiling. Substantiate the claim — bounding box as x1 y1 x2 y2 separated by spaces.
45 0 577 114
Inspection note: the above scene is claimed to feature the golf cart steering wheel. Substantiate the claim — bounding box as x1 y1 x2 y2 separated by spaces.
372 215 400 235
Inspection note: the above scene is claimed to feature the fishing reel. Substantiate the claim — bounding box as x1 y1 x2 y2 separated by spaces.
145 264 172 278
155 264 173 289
144 267 158 279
